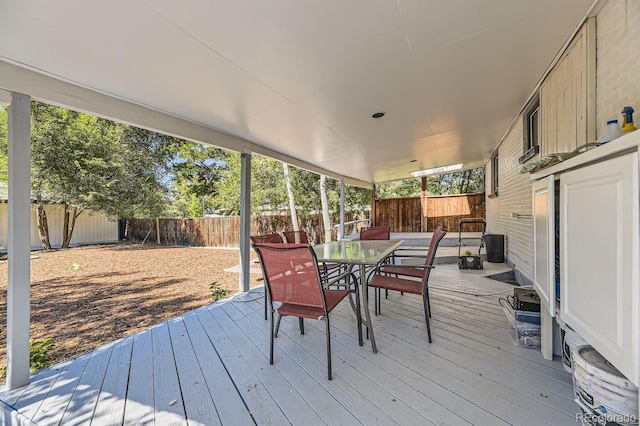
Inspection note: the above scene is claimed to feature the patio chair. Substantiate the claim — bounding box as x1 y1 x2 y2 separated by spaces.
250 233 285 320
359 225 390 240
282 230 308 244
359 225 394 301
366 226 447 343
252 243 362 380
283 229 345 280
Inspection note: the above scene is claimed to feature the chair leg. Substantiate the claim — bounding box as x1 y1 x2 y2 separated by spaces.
353 277 363 346
299 317 305 335
426 285 431 318
423 292 432 343
264 287 268 320
325 314 332 380
275 313 283 338
270 308 275 364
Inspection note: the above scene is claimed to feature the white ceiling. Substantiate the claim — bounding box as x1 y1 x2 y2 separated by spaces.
0 0 596 184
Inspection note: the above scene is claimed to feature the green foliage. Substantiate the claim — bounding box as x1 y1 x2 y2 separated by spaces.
169 144 229 217
376 179 422 198
209 281 231 301
67 263 83 271
0 337 59 377
213 153 371 215
29 338 58 373
376 168 485 199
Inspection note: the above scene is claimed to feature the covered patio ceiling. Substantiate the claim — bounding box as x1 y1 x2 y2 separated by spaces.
0 0 596 185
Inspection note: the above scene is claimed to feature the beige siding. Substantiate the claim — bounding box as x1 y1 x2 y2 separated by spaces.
539 22 593 156
0 204 118 249
485 120 535 281
596 0 640 134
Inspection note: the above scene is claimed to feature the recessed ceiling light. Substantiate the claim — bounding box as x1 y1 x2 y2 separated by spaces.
410 163 463 177
372 112 385 118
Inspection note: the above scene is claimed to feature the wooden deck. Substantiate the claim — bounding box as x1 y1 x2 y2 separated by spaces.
0 263 579 425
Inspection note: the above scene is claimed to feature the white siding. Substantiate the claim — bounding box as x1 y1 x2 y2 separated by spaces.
0 204 118 250
485 120 535 281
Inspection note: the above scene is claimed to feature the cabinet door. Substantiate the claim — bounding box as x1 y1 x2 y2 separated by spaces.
561 153 639 386
533 175 555 317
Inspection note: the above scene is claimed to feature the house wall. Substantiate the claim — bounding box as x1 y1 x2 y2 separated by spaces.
0 204 119 249
485 120 535 281
485 0 640 282
595 0 640 131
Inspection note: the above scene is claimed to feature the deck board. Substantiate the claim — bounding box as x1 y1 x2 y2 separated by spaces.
0 263 580 425
122 330 155 425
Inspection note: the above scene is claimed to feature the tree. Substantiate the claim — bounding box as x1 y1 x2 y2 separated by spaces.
282 163 299 230
214 153 288 214
26 102 184 248
320 175 332 242
170 143 228 217
376 168 485 198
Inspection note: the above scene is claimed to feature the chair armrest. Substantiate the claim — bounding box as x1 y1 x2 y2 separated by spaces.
385 263 434 269
324 270 357 287
391 254 429 259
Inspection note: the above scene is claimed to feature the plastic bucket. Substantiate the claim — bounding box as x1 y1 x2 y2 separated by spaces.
561 327 588 373
571 345 638 425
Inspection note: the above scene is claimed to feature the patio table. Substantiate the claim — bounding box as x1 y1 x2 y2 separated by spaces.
313 239 404 353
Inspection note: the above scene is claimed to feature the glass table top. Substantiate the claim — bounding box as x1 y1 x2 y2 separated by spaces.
312 240 404 265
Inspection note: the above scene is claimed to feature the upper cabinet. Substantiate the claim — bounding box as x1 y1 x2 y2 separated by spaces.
539 18 596 156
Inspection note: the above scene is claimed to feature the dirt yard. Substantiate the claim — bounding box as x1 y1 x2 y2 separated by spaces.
0 243 262 373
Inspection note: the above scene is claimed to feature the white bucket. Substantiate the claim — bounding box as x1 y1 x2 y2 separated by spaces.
561 327 588 373
571 345 638 425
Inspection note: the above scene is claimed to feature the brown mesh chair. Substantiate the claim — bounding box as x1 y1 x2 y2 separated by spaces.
282 230 308 244
253 243 361 380
359 225 393 301
366 227 447 343
250 233 284 320
284 229 344 279
359 226 391 240
250 233 284 244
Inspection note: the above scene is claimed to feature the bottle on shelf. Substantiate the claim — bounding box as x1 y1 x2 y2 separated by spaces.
597 119 623 144
621 106 637 133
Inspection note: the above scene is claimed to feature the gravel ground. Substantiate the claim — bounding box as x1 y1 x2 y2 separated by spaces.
0 242 261 373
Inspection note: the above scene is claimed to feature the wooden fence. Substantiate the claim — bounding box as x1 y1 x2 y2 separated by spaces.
373 192 485 232
126 212 367 247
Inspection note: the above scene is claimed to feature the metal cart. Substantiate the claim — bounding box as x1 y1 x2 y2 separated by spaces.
457 218 486 270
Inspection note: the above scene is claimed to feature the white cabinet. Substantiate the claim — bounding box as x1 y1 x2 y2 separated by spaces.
559 152 639 386
533 175 556 317
532 176 556 360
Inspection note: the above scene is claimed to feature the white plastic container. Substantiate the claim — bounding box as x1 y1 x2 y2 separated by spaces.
572 345 638 425
561 327 588 373
597 119 623 144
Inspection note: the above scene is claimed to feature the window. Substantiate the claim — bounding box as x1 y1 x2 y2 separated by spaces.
520 97 540 163
491 153 499 195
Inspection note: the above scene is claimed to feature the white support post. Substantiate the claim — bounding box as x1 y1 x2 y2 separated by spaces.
6 92 31 389
338 180 345 240
239 151 252 293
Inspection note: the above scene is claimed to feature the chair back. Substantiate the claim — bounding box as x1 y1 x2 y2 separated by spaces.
283 230 309 244
360 226 390 240
422 227 447 281
253 243 324 309
250 233 284 244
